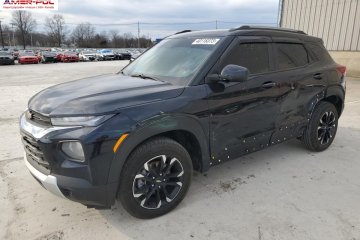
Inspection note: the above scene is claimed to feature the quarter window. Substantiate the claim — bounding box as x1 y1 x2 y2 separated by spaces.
276 43 308 70
220 43 270 75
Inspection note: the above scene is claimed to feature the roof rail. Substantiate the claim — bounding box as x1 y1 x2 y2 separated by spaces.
230 25 306 35
175 30 193 35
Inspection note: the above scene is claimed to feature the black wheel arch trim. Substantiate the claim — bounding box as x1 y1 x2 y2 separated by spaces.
107 114 210 188
307 85 344 119
324 84 345 116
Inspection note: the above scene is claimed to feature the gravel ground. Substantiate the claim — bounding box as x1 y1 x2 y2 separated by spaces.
0 61 359 240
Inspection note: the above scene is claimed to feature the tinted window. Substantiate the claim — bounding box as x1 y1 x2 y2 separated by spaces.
276 43 308 70
220 43 270 74
307 43 333 62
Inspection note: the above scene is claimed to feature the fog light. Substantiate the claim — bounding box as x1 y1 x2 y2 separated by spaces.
61 141 85 162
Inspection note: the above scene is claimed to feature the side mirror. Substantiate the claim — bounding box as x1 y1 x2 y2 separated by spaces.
220 64 249 82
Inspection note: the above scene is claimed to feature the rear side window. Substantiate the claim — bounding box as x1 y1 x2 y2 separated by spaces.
220 43 270 75
275 43 308 70
306 43 334 63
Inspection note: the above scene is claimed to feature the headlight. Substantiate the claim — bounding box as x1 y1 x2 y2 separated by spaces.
51 115 114 126
61 141 85 162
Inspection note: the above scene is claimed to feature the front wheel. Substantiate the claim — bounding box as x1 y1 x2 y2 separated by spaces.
301 101 338 151
118 137 192 219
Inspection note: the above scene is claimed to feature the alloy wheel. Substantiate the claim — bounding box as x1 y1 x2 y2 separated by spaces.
317 111 336 145
132 155 184 209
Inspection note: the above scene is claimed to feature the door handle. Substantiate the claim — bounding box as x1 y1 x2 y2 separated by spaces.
313 73 323 80
225 106 239 114
262 81 276 88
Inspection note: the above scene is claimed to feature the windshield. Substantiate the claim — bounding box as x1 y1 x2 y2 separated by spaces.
101 50 112 53
0 51 9 56
20 52 34 56
44 52 56 56
122 37 222 85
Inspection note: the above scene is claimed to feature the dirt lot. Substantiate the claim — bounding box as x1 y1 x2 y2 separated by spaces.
0 61 359 240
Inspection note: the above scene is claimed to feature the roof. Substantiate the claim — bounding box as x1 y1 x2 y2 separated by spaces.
170 26 322 43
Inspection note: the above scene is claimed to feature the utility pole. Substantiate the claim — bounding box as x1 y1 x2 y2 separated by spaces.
0 19 5 49
137 21 140 48
11 23 15 47
215 20 218 29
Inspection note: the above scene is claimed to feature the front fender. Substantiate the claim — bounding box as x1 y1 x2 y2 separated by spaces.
107 114 210 183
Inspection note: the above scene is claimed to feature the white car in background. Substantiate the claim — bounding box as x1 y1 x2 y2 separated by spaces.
79 50 97 61
95 49 115 61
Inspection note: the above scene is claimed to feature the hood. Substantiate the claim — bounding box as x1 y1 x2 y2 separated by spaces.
20 55 37 58
28 74 184 117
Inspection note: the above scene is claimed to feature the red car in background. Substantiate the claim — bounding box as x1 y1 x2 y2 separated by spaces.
18 52 39 64
54 52 64 62
61 52 79 62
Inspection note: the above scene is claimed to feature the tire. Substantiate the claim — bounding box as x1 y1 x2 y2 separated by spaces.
301 101 338 151
118 137 193 219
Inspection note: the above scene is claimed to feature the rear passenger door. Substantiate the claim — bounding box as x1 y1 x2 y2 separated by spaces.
207 37 284 163
270 39 328 142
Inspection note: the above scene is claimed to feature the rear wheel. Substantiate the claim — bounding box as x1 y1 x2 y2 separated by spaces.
118 137 192 219
301 101 338 151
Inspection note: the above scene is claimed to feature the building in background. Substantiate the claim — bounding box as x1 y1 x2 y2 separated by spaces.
279 0 360 77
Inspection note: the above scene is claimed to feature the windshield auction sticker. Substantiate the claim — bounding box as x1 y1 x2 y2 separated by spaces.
1 0 58 10
192 38 220 45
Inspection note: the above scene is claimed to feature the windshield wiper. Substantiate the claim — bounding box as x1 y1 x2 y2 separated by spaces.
130 73 164 82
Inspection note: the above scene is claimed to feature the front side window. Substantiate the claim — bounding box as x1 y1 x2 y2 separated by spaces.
276 43 308 70
122 37 223 85
220 43 270 75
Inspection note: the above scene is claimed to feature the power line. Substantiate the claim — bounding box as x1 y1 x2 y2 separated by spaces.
24 20 277 27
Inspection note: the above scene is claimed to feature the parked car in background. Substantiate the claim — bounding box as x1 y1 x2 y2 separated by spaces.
35 51 42 62
18 52 39 64
39 51 57 63
54 52 64 62
114 50 132 60
129 49 142 59
23 50 35 54
96 49 115 61
61 51 79 62
79 51 96 61
0 51 15 65
12 49 20 60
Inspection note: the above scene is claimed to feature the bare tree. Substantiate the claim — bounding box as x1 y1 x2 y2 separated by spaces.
11 10 36 49
71 22 95 47
45 14 66 47
109 29 119 48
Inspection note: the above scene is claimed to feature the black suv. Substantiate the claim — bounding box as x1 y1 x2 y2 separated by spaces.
20 26 346 218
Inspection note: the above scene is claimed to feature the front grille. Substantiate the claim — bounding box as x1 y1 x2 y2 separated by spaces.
26 110 51 126
21 133 50 169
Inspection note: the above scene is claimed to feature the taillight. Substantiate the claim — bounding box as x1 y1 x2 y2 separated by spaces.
336 64 346 76
337 64 346 91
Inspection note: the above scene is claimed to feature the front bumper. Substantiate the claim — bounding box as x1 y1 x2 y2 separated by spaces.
24 152 65 198
19 113 126 208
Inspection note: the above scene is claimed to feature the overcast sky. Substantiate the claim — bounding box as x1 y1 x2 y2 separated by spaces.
0 0 280 39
